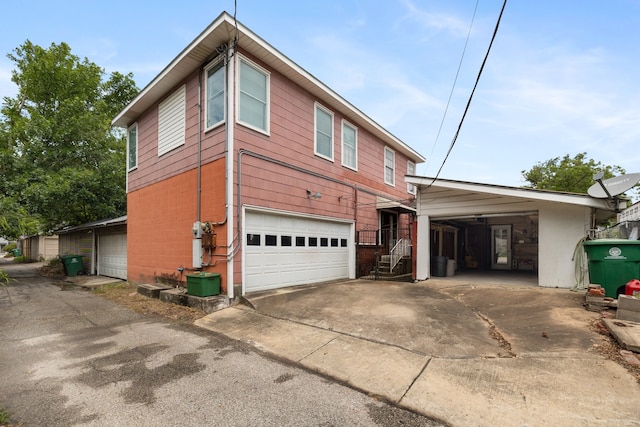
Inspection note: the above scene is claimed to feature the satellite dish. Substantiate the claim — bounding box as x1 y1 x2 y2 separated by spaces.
587 172 640 199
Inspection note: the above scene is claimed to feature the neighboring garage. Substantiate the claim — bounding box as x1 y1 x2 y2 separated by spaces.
56 216 127 280
243 208 355 293
405 176 621 289
97 233 128 280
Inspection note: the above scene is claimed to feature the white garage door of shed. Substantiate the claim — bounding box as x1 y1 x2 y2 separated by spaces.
245 211 351 292
98 234 127 280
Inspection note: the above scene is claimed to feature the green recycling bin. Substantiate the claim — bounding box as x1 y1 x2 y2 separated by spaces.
186 272 221 297
61 255 84 276
583 239 640 298
12 248 21 257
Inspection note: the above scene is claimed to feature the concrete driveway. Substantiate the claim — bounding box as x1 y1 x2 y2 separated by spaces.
196 277 640 427
0 259 441 426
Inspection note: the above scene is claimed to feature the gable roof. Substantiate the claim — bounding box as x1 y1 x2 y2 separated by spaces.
112 11 425 163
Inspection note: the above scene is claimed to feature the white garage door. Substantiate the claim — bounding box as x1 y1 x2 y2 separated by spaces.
245 210 352 292
98 233 127 280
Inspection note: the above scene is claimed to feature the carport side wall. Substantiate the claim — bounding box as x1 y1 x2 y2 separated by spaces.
538 203 591 288
127 159 228 289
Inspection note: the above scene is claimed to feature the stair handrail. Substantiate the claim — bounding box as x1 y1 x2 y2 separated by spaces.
390 238 411 273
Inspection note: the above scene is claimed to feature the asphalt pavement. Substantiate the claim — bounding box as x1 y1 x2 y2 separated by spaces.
196 277 640 427
0 258 442 427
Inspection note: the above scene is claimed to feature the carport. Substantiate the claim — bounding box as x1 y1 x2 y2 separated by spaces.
405 176 622 288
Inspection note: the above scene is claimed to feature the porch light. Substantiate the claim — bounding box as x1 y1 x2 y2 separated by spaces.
306 189 322 199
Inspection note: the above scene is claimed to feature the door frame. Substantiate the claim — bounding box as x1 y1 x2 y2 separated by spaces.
490 224 512 270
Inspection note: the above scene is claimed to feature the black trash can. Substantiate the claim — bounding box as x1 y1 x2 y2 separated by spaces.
431 256 448 277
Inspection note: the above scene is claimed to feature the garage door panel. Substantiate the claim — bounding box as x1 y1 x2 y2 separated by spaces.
245 211 351 292
98 234 127 280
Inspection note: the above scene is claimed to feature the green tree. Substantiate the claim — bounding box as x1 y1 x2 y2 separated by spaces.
521 152 627 194
0 41 138 234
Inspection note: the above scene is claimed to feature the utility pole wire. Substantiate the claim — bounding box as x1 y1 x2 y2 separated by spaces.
427 0 508 189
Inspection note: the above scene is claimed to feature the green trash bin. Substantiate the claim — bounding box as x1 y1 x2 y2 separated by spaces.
186 272 221 297
61 255 84 276
583 239 640 298
12 248 22 257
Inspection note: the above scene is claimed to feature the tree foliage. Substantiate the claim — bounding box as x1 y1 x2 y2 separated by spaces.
521 152 627 194
0 41 138 237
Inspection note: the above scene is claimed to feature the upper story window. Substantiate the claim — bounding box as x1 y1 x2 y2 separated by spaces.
205 60 225 129
407 160 416 194
384 147 395 186
158 85 186 156
342 120 357 170
127 123 138 171
238 57 270 134
315 103 333 161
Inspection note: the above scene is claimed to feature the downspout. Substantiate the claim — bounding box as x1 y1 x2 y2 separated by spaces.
197 73 202 224
225 42 236 300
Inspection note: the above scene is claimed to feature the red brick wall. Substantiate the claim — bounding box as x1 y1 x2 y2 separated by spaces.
127 159 228 289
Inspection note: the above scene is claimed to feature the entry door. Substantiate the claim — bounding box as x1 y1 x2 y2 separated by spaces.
490 225 511 270
380 211 398 251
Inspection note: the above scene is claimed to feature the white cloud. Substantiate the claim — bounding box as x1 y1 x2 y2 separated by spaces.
399 0 472 38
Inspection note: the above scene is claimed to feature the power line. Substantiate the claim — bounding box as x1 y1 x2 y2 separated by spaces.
426 0 508 190
425 0 479 171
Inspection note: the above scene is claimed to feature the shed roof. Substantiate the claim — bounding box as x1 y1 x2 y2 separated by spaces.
55 216 127 235
112 11 425 163
406 175 623 222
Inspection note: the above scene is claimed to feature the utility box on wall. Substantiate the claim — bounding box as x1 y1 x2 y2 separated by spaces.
186 272 221 297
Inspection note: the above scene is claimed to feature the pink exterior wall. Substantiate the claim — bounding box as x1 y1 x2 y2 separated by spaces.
128 70 227 193
126 48 419 286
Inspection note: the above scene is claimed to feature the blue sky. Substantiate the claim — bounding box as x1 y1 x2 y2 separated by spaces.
2 0 640 189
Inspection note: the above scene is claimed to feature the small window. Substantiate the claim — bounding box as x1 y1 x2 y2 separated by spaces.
247 234 261 246
296 236 306 246
281 235 292 246
309 237 318 247
314 104 333 161
341 239 347 247
205 60 225 129
127 123 138 171
407 161 416 194
342 120 357 170
384 147 395 186
238 57 269 134
320 238 328 247
331 238 339 247
265 235 277 246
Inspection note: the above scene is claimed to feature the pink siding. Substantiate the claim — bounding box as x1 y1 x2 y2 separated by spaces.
127 48 420 287
128 70 227 193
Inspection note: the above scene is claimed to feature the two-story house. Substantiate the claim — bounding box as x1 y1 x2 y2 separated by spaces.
113 12 425 298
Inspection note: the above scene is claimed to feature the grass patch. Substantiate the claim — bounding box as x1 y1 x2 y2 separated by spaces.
93 282 205 324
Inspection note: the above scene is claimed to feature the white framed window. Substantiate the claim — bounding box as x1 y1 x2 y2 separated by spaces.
238 57 270 134
158 85 186 156
205 59 225 130
341 120 357 170
384 147 395 186
407 160 416 194
127 123 138 171
315 103 333 161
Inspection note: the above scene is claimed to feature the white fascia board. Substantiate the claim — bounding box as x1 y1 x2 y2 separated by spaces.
406 175 618 210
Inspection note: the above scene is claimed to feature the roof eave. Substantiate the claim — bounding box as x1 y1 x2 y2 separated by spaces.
406 175 621 211
112 12 425 163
